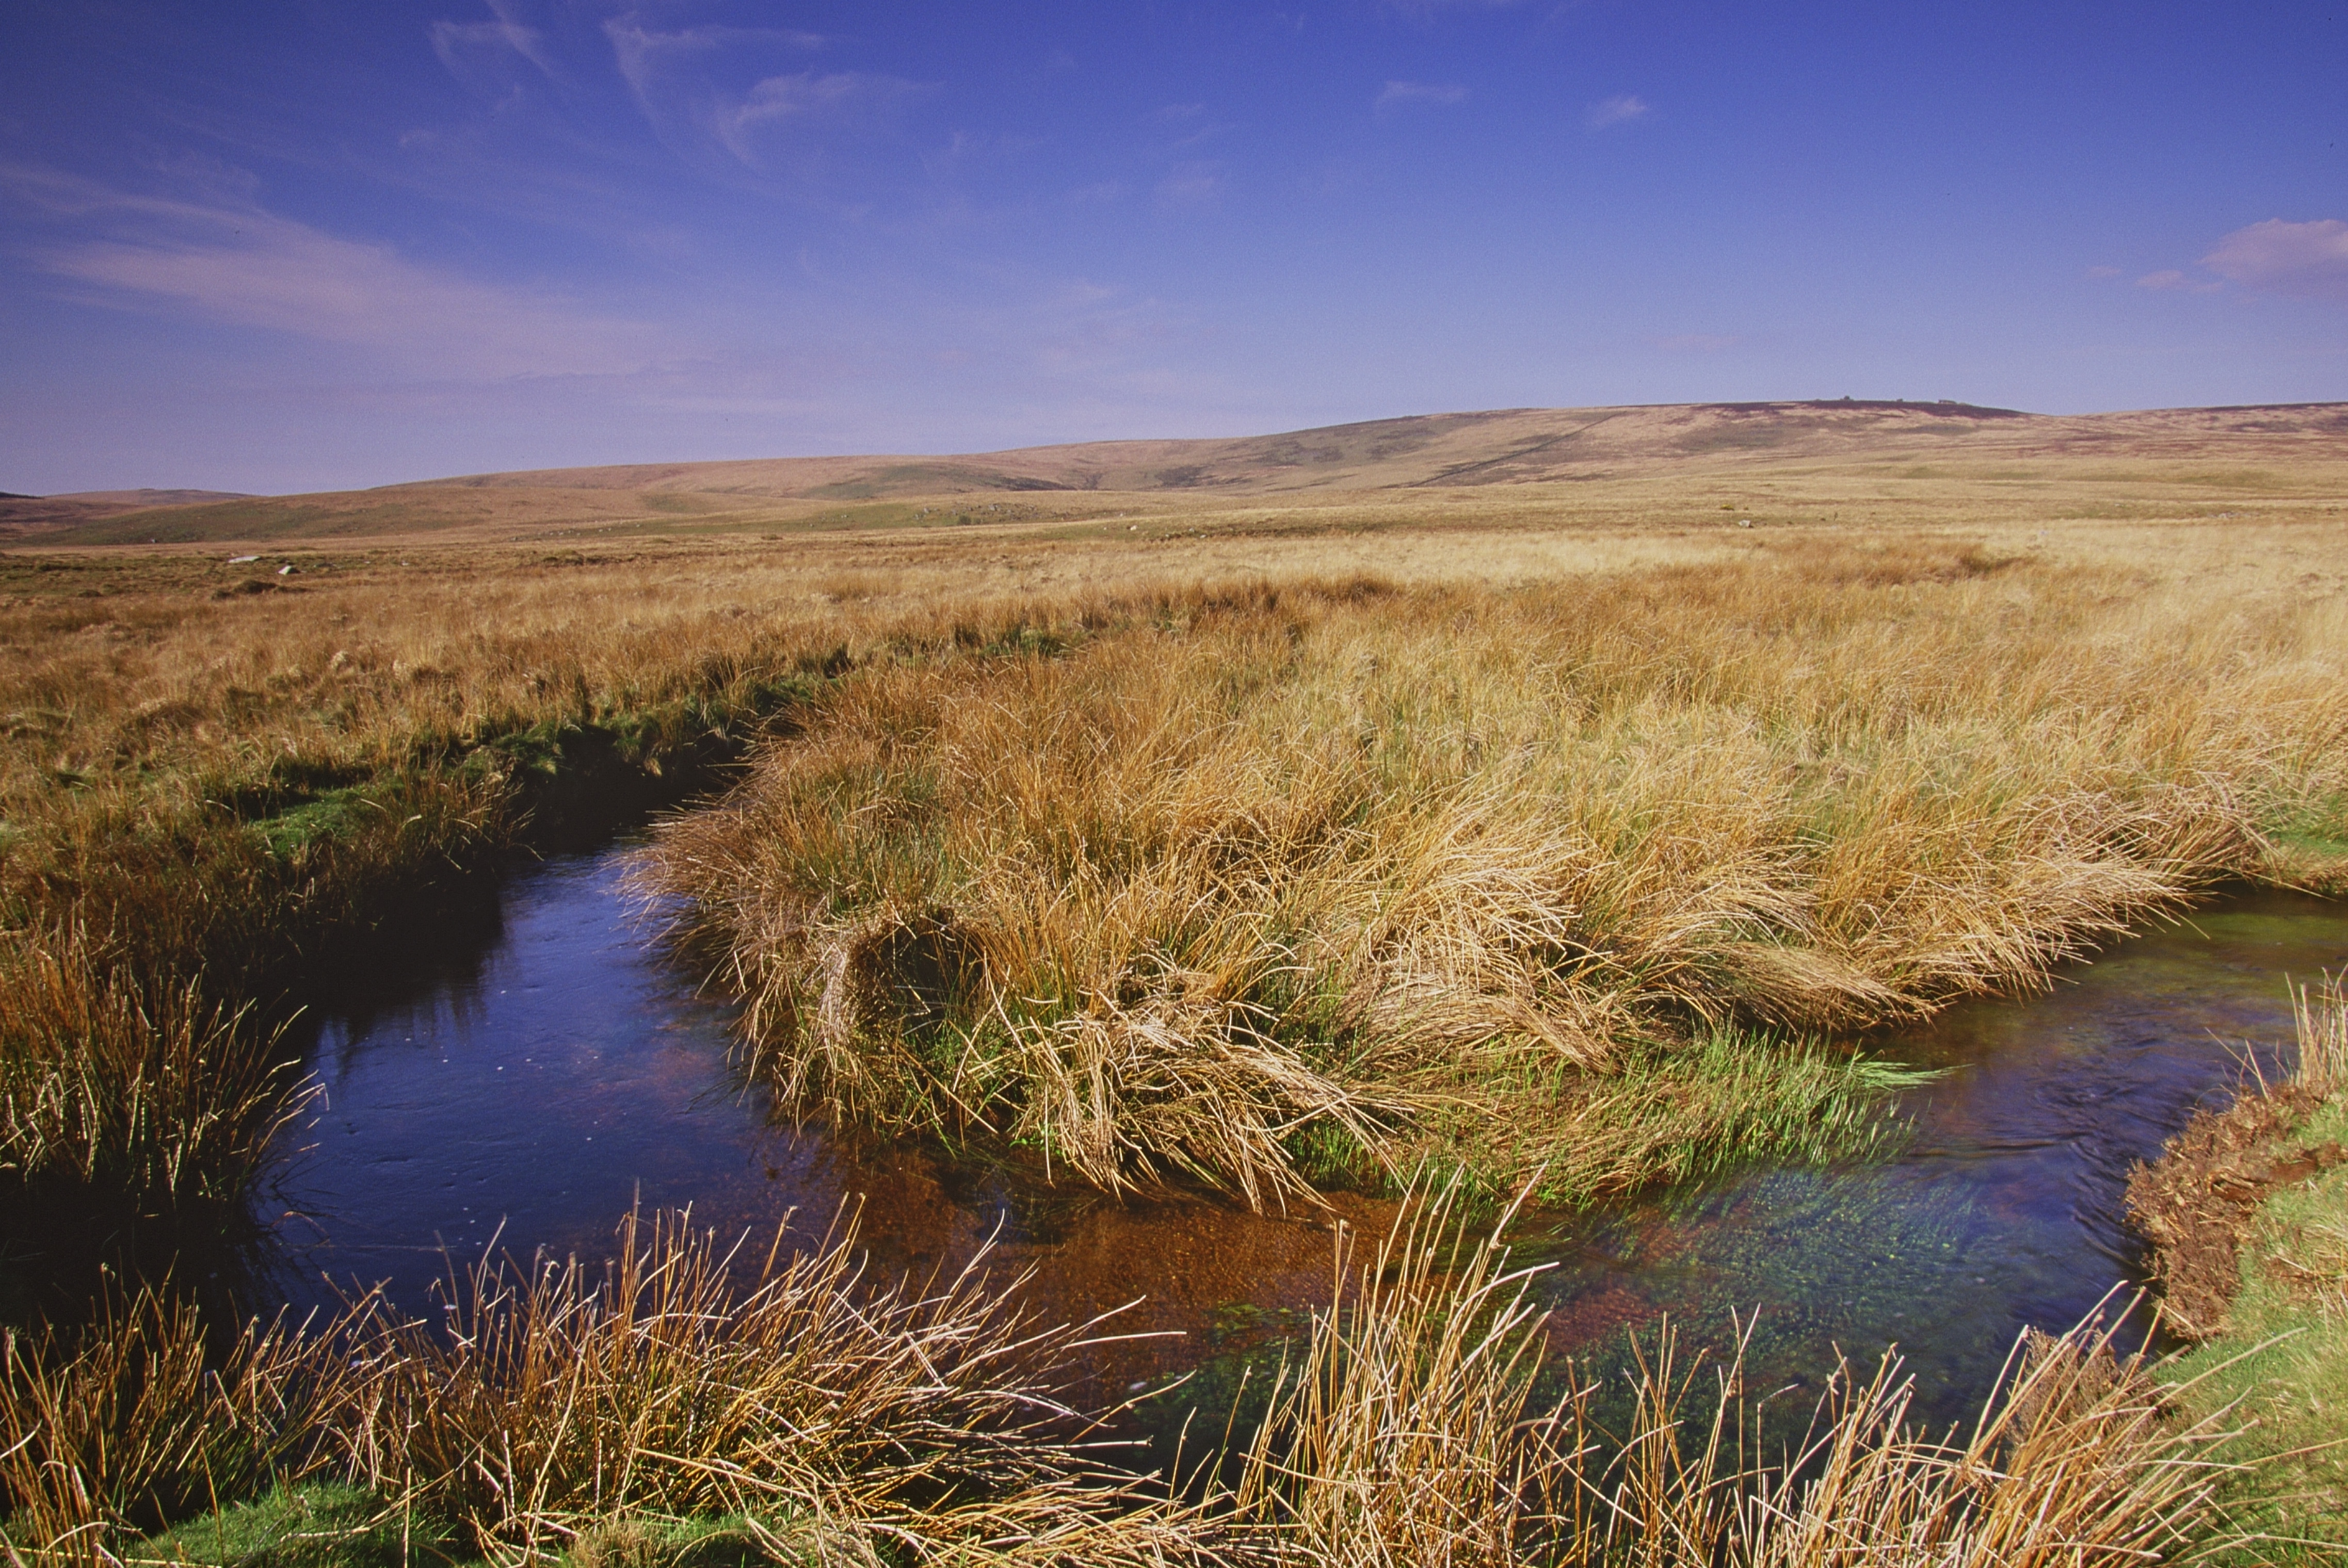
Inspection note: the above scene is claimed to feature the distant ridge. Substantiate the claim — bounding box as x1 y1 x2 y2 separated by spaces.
0 488 254 540
17 399 2346 546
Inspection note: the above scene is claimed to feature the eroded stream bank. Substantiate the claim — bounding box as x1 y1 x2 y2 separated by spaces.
260 848 2348 1424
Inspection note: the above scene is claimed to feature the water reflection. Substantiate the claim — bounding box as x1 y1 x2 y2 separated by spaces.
262 860 2346 1424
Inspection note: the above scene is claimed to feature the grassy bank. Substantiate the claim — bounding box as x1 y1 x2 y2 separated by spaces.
0 546 874 1306
2135 978 2348 1554
641 546 2348 1206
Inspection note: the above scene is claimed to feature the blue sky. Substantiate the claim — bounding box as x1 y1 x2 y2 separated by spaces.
4 1 2343 495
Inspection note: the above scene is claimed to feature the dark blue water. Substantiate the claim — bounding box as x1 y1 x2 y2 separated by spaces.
259 854 2347 1416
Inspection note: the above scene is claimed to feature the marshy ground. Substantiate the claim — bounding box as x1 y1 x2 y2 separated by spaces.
3 405 2345 1561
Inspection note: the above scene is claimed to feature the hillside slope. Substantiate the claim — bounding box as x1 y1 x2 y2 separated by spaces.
26 400 2348 546
0 489 253 540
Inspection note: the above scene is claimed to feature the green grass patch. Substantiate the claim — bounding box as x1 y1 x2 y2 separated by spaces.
1438 1026 1938 1210
123 1482 460 1567
2162 1088 2348 1559
122 1484 803 1567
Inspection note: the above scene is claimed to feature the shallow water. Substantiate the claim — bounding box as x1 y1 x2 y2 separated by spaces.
262 854 2347 1420
1517 895 2346 1423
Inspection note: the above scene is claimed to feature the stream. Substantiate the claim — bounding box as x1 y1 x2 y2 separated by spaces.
259 847 2348 1429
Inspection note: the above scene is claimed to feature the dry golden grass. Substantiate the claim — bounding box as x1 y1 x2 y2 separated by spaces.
0 1290 346 1563
1227 1181 2259 1567
325 1207 1209 1566
1 1208 1215 1566
640 540 2348 1204
27 398 2347 547
2 495 2342 1249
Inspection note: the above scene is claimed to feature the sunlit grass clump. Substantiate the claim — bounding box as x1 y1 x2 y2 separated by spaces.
644 553 2348 1205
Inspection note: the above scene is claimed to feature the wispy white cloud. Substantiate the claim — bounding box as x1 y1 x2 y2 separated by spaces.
603 20 924 181
1155 161 1224 207
1585 93 1649 131
430 13 554 84
708 72 928 170
2202 218 2348 304
1375 80 1468 115
2 164 663 380
603 20 826 101
1145 102 1227 152
2135 268 2218 294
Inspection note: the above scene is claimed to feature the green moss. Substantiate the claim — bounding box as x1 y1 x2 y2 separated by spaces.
120 1486 813 1566
122 1482 463 1567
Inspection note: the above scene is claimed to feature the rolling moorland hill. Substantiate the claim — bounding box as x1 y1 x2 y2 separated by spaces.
10 398 2347 546
0 488 252 540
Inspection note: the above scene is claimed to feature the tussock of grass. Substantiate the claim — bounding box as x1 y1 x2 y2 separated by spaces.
643 561 2346 1203
4 1208 1213 1566
326 1207 1203 1564
0 926 299 1204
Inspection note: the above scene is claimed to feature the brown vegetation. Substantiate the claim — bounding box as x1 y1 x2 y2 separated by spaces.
22 397 2348 545
1229 1182 2253 1567
641 544 2348 1205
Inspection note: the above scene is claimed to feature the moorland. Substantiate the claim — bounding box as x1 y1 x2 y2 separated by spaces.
2 399 2344 1563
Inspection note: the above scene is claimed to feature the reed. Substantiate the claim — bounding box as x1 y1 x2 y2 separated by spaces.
2291 973 2347 1097
0 1191 2289 1565
0 1290 346 1564
1224 1182 2258 1566
325 1206 1213 1565
0 928 297 1206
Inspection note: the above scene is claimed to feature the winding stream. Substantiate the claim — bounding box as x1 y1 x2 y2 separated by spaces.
259 849 2347 1425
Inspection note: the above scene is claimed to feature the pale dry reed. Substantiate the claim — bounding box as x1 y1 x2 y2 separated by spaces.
0 1292 346 1565
1226 1183 2260 1567
325 1206 1212 1566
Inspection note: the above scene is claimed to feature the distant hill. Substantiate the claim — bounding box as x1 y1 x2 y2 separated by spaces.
0 488 254 540
22 400 2348 546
